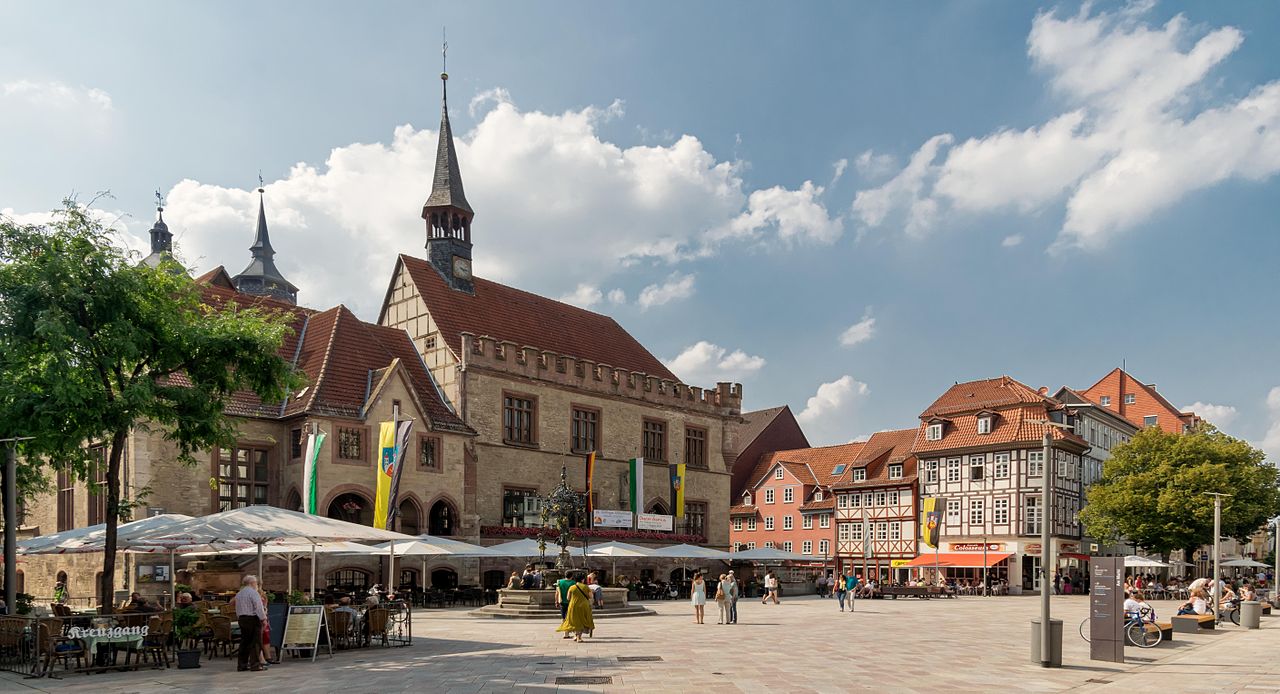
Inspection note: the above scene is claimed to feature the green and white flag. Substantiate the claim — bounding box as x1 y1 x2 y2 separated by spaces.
628 457 644 514
302 430 326 514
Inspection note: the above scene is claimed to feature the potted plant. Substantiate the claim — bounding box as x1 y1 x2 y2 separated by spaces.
172 606 203 669
287 590 312 606
14 593 33 616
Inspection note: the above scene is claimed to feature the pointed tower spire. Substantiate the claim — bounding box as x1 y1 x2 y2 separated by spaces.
422 41 475 294
141 189 181 271
231 183 299 304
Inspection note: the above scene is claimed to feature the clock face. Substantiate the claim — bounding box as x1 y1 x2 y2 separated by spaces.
452 256 472 279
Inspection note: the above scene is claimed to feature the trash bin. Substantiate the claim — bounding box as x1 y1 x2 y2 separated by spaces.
1030 618 1063 667
1241 600 1262 629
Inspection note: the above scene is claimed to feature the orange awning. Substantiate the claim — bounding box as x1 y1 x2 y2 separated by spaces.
900 552 1013 568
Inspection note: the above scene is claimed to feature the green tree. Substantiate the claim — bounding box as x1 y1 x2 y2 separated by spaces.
0 201 300 608
1080 425 1280 560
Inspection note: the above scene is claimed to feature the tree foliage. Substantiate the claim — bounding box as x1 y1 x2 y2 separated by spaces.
0 200 301 607
1080 425 1280 557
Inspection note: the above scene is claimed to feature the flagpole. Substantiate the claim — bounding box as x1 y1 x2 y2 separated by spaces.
389 402 399 592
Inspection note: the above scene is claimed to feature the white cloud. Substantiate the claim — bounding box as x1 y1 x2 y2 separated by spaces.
714 180 843 245
796 375 870 445
1002 234 1024 247
607 288 627 305
2 201 145 257
839 309 876 347
854 150 898 180
1261 388 1280 462
637 272 695 311
851 4 1280 250
1182 401 1238 430
559 283 603 308
1 80 113 111
830 158 849 188
65 93 838 316
664 341 766 385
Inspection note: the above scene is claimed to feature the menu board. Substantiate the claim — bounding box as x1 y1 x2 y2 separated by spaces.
281 605 332 662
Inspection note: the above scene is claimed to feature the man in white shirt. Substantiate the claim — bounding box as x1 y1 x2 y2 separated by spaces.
234 575 268 672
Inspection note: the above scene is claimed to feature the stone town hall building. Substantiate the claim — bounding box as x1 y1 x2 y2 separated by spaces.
15 72 740 600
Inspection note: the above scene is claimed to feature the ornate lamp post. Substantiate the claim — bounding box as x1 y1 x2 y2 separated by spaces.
538 466 586 573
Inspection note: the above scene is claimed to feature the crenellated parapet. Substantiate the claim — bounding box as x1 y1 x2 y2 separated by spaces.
460 332 742 416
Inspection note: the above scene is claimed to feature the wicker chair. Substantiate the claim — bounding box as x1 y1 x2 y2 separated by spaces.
207 615 237 658
364 608 391 647
124 616 171 668
328 610 355 650
38 618 85 674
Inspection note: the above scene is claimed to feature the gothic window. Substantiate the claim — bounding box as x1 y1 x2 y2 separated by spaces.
419 435 441 471
337 427 365 461
642 419 666 461
56 468 75 532
571 407 599 453
503 394 537 444
216 445 270 511
684 427 707 469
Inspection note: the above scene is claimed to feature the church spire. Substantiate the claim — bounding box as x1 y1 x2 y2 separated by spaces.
231 183 299 304
141 189 179 271
422 41 475 294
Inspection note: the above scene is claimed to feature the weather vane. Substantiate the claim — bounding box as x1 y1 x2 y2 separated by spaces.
442 27 448 73
258 169 264 192
154 189 164 210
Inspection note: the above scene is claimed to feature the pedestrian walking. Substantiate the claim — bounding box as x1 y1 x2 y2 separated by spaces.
724 570 740 624
691 571 707 624
556 572 596 643
834 570 848 611
762 571 780 604
554 571 575 639
715 574 729 624
844 569 859 612
234 575 267 672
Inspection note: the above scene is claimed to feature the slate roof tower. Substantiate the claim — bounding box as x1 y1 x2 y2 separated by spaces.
422 69 475 294
141 194 175 269
232 186 299 305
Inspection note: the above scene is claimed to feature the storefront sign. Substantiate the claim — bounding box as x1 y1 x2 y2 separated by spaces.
1025 543 1041 556
950 542 1004 552
1060 542 1080 553
890 559 912 568
637 512 673 531
68 626 148 638
592 509 633 528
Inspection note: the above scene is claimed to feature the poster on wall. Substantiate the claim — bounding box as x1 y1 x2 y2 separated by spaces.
592 510 633 528
637 513 673 531
153 565 170 583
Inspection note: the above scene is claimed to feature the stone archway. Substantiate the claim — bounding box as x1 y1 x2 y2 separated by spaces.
327 491 373 526
428 499 456 536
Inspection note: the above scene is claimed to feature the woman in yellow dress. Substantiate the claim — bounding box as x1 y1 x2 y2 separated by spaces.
556 572 595 643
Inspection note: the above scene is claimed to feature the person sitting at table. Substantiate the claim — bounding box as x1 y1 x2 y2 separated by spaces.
124 592 148 611
335 596 360 619
177 592 194 607
520 565 537 590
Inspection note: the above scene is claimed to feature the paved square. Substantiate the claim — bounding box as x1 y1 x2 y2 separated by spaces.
3 595 1276 693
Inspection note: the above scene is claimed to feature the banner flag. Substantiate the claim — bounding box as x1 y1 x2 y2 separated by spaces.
302 431 326 514
584 451 597 528
921 497 944 549
373 422 403 529
669 463 686 518
384 420 414 529
628 458 644 515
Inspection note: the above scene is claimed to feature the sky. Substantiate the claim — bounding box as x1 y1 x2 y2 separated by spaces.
3 1 1280 451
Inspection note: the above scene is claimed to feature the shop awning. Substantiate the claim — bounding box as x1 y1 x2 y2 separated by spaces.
1059 552 1091 561
900 552 1013 568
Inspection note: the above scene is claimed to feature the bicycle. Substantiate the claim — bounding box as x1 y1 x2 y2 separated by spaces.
1078 606 1162 648
1219 598 1241 626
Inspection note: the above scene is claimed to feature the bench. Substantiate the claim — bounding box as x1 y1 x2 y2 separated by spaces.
1262 602 1273 616
1171 614 1215 633
879 587 955 599
1150 622 1174 642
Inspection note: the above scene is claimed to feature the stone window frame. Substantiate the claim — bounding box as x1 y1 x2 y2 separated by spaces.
210 440 275 510
502 390 539 447
335 425 372 465
418 434 443 473
641 417 667 462
289 427 304 462
569 404 601 454
683 425 708 469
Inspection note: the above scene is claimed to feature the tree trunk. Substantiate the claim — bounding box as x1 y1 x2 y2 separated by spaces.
99 428 127 613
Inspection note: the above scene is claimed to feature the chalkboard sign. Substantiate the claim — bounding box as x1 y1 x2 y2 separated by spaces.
280 605 332 662
267 603 288 653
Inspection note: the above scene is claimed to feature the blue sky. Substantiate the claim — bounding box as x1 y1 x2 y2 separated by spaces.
3 1 1279 450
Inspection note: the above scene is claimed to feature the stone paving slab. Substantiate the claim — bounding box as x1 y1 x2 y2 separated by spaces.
0 595 1275 693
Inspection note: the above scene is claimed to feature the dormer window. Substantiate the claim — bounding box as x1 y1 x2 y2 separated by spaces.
775 467 784 480
813 489 823 502
977 416 993 435
926 423 943 441
743 492 752 506
1100 396 1111 407
888 464 903 479
852 468 866 482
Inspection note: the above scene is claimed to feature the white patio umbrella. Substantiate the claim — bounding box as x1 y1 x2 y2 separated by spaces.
131 505 416 593
586 541 653 558
486 538 551 558
362 536 502 593
1124 555 1170 568
648 544 733 560
185 541 385 595
1221 558 1269 569
731 547 810 562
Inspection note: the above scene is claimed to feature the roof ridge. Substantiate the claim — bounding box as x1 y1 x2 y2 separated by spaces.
304 306 344 414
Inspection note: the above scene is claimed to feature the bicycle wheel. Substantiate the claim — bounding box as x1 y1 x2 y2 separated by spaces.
1079 618 1091 643
1229 608 1240 626
1126 621 1162 648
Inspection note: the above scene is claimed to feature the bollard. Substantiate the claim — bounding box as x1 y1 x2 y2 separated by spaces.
1241 600 1261 629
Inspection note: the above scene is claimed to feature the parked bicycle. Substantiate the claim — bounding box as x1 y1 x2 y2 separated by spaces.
1079 605 1162 648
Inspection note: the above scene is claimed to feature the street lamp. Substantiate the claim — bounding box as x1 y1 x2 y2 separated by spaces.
1032 419 1072 668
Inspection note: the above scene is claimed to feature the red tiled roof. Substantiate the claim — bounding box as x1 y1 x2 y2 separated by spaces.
394 255 677 380
748 442 866 490
729 504 757 516
799 497 835 512
919 375 1052 418
911 404 1085 454
1079 368 1202 433
831 429 918 489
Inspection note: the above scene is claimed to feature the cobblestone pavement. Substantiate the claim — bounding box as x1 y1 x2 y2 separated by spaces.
1 595 1276 693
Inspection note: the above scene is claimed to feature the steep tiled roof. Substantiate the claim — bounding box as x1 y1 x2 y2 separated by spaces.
729 504 757 516
1079 368 1201 433
395 255 677 380
737 407 790 447
919 376 1052 418
748 442 866 490
832 429 919 490
912 404 1085 454
799 497 835 513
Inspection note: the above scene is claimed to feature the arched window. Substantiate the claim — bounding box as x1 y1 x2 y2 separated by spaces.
327 492 373 526
285 489 302 513
647 501 668 516
326 568 371 592
430 567 458 590
398 499 421 536
428 500 455 536
398 568 420 590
